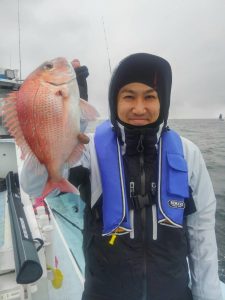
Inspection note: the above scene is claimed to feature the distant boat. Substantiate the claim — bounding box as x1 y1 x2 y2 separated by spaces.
219 114 224 121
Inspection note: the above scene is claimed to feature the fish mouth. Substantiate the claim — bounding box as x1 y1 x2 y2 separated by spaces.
46 76 76 86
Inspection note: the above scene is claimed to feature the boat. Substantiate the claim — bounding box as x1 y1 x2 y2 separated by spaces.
0 74 225 299
219 114 224 121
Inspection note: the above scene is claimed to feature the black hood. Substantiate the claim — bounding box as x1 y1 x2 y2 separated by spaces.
108 53 172 130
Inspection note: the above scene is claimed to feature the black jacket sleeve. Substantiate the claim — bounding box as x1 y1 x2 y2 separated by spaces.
69 165 91 203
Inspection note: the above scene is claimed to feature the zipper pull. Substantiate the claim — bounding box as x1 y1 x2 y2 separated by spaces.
130 181 137 208
151 182 157 197
137 134 144 152
130 181 135 198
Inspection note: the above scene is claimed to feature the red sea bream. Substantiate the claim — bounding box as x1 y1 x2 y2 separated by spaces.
2 57 98 198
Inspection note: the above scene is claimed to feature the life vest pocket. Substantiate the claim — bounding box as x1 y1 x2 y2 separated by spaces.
166 153 189 198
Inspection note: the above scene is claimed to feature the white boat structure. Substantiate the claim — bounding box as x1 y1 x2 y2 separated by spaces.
0 73 225 300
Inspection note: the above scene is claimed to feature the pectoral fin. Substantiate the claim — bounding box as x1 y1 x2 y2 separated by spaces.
66 142 85 166
79 98 99 121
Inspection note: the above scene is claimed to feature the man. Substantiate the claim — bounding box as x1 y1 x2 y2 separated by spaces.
21 53 222 300
71 58 89 101
69 59 90 198
71 53 222 300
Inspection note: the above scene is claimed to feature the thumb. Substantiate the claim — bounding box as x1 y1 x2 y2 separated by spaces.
77 133 90 144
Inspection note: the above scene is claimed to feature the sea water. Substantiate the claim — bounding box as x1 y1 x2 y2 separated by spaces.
169 119 225 282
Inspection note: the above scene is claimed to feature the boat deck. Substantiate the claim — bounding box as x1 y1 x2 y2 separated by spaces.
46 206 84 300
0 189 84 300
47 193 85 275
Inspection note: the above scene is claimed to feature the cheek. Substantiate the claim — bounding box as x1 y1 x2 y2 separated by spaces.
117 101 132 123
150 102 160 119
117 101 127 118
117 101 121 117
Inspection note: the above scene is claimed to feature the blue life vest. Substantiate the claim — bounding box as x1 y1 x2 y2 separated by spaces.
94 120 189 236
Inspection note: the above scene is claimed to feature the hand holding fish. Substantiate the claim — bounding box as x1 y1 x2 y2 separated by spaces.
2 57 99 199
77 133 90 144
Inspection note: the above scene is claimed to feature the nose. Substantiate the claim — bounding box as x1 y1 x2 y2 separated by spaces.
132 98 146 115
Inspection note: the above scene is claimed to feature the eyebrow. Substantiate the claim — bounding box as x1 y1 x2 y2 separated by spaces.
120 88 155 94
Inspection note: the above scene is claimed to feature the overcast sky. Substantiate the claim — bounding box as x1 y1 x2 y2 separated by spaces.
0 0 225 119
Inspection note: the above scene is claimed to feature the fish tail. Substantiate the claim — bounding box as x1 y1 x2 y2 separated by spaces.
56 179 80 195
41 179 79 198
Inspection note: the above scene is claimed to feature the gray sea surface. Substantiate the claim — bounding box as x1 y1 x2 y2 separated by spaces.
87 118 225 282
169 119 225 283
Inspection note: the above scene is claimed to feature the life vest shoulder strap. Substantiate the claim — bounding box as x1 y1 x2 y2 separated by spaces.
94 120 131 235
158 129 189 227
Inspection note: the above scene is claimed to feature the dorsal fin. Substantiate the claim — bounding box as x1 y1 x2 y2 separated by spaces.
2 91 31 159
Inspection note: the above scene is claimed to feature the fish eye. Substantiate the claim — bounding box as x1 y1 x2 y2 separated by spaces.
43 62 54 70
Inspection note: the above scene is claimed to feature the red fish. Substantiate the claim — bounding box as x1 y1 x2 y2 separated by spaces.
2 57 98 198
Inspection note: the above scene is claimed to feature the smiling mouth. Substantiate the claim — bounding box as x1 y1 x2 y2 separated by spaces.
129 118 149 121
128 119 150 125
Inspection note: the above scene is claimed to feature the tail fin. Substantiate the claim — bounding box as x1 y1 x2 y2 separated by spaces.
41 178 79 198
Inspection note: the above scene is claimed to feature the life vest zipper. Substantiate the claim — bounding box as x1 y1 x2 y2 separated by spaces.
138 134 148 208
137 134 146 207
138 134 147 300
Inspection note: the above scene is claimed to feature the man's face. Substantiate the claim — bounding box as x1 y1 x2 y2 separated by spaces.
117 82 160 126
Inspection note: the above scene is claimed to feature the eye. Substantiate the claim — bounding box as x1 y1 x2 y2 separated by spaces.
145 94 156 100
123 94 133 99
43 62 54 70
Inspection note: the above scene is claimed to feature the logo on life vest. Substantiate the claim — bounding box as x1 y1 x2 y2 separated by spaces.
168 200 185 209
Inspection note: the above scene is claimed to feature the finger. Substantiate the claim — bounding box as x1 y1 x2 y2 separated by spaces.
78 133 90 144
